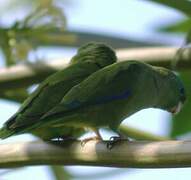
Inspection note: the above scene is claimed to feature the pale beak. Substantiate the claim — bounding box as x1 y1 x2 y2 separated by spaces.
169 102 183 115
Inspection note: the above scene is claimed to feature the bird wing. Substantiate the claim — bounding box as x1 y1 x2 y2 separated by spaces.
42 62 138 120
5 62 100 129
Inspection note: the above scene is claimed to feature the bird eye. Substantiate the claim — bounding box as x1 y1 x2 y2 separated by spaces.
180 87 186 103
180 87 185 95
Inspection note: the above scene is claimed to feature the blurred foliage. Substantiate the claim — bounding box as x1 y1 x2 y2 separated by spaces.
148 0 191 45
159 18 191 34
1 88 28 102
171 70 191 137
50 166 72 180
159 18 191 45
0 0 68 66
147 0 191 16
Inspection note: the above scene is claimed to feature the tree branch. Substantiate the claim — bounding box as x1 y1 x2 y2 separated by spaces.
0 60 68 91
117 46 191 68
1 140 191 168
0 46 190 91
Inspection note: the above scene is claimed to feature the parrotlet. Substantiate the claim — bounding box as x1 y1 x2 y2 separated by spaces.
0 60 185 140
0 42 117 140
36 60 185 140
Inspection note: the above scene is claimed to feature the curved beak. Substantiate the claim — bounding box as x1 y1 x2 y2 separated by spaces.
169 102 183 115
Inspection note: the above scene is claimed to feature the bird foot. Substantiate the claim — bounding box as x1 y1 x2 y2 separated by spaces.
81 136 102 146
107 136 130 149
60 136 77 141
45 136 77 145
53 136 76 141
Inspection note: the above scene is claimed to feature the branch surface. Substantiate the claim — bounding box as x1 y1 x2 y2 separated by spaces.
0 140 191 168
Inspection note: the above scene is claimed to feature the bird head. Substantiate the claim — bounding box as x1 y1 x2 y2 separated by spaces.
154 67 186 114
70 42 117 67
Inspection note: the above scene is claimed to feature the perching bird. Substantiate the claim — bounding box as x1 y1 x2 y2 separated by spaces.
1 60 186 141
0 42 117 140
33 60 185 141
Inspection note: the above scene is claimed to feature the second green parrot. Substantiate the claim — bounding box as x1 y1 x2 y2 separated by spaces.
0 42 117 140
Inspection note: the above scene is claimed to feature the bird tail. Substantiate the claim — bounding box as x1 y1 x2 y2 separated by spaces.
0 127 14 139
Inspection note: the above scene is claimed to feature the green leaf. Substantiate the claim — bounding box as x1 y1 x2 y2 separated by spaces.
50 166 72 180
159 18 191 33
171 70 191 137
146 0 191 16
0 88 28 103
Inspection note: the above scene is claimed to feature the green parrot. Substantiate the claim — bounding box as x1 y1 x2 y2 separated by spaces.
0 42 117 140
35 60 185 140
0 60 186 141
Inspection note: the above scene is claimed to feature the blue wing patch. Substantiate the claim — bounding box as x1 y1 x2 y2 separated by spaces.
66 90 131 108
94 90 131 105
65 100 81 109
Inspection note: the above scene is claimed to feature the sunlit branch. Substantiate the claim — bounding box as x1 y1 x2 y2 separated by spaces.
0 140 191 168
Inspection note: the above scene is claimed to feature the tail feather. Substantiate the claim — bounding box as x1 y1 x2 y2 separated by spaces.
0 127 15 139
